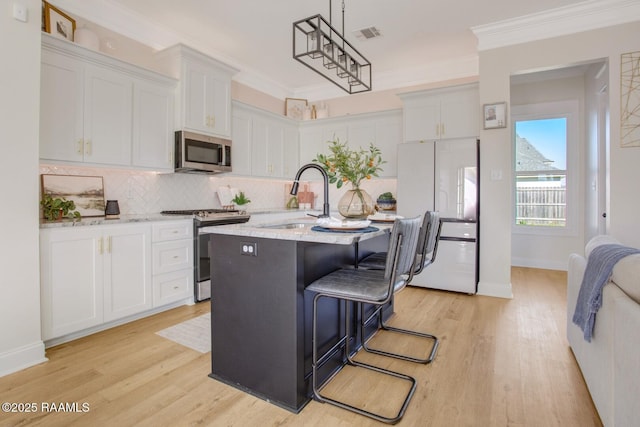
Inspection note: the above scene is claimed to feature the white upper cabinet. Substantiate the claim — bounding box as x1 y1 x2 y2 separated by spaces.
232 102 299 178
132 80 175 169
157 45 237 139
39 34 177 171
299 110 402 178
400 83 480 142
83 64 133 166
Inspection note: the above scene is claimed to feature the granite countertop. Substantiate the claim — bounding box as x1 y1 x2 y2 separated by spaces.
39 213 194 229
200 216 392 245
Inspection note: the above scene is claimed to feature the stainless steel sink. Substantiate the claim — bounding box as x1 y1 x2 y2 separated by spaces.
259 222 311 229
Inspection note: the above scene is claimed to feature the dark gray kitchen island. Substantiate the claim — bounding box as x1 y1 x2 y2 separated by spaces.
204 217 390 413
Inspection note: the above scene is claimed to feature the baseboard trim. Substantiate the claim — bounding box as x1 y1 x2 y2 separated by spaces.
477 281 513 299
0 341 48 378
511 257 568 271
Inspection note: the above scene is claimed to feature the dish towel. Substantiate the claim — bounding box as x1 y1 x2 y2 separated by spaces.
572 243 640 342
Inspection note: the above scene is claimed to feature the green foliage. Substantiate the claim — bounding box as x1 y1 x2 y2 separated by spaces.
231 191 251 206
377 192 395 201
41 193 81 221
313 138 385 189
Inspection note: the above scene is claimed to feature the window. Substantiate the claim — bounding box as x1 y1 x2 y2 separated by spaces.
512 100 578 235
515 118 567 226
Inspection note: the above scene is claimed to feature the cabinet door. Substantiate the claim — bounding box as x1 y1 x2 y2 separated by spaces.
439 88 480 139
231 109 252 176
132 79 174 169
250 116 269 176
39 50 84 162
40 228 103 340
83 64 133 166
104 226 152 322
183 60 232 138
348 118 376 149
266 122 284 177
184 61 209 133
299 126 325 166
403 98 440 141
375 114 402 177
282 124 299 178
207 72 232 137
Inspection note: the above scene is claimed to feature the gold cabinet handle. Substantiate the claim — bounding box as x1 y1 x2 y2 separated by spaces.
107 236 112 253
77 139 83 154
85 140 92 155
441 123 445 136
98 237 103 255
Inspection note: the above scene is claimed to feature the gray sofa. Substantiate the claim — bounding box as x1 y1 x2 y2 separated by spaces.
567 235 640 426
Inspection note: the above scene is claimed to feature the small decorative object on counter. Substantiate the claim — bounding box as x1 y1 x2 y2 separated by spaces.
41 193 81 221
314 138 385 219
376 192 397 211
105 200 120 219
231 191 251 211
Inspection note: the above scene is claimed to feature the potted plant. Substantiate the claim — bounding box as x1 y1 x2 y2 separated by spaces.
376 192 397 211
41 193 81 221
231 191 251 209
314 138 385 218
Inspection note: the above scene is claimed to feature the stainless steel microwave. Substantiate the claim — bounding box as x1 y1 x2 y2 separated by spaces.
175 130 232 174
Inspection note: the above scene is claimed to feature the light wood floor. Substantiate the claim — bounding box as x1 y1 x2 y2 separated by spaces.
0 267 601 427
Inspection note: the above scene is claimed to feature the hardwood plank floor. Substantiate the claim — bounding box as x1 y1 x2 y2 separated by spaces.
0 267 601 426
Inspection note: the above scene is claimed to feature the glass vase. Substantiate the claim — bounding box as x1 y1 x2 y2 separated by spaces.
338 188 375 219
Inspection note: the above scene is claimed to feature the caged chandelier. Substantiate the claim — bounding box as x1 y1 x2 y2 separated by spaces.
293 0 372 94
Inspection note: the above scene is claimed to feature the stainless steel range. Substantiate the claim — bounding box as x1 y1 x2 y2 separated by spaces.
161 209 250 301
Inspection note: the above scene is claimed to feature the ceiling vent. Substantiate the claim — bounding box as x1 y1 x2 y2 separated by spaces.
353 26 382 41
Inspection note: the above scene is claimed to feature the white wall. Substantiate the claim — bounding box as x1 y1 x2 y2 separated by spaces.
478 21 640 298
510 74 587 270
0 0 47 376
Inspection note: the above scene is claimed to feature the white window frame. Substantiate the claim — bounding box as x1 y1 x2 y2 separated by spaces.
511 100 579 237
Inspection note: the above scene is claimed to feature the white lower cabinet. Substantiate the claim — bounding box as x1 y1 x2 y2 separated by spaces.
40 223 152 340
40 220 193 344
103 228 152 322
151 220 193 307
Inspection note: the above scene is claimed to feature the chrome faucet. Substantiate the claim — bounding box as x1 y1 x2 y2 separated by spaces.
290 163 330 218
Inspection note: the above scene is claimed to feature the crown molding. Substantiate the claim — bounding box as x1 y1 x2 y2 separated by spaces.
472 0 640 51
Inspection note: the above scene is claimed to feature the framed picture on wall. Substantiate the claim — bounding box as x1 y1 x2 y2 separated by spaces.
285 98 308 120
41 174 105 217
483 102 507 129
43 1 76 42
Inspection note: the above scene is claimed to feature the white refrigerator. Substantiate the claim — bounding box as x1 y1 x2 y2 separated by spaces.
397 138 479 294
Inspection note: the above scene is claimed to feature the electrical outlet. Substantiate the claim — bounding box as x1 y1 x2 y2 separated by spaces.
241 242 257 256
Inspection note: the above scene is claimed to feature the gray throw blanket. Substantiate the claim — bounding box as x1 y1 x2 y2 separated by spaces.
572 243 640 342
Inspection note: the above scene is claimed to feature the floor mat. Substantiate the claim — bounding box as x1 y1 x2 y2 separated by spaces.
155 312 211 353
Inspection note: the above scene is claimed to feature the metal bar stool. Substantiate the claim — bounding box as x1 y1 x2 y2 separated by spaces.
357 211 442 364
307 217 422 424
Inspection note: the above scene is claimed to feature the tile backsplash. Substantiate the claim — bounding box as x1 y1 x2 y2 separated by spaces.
39 164 397 214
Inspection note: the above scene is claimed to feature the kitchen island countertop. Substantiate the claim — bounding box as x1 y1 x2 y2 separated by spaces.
200 216 391 244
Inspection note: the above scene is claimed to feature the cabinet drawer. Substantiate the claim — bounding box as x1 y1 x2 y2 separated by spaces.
152 221 193 242
153 269 192 307
152 239 192 274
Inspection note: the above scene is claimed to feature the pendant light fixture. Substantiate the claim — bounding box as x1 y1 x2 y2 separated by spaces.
293 0 372 94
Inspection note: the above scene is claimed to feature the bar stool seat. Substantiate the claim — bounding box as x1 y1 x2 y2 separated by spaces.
306 217 422 424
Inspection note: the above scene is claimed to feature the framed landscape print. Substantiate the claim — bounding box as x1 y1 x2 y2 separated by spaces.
41 174 106 217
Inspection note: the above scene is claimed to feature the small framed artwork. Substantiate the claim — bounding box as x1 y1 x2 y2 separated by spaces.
41 174 106 217
483 102 507 129
285 98 308 120
43 1 76 42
